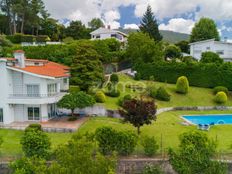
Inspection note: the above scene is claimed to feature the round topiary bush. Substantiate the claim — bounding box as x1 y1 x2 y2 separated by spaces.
110 73 119 84
105 89 120 98
213 86 229 95
214 92 227 104
176 76 189 94
95 91 106 103
156 87 171 101
118 94 132 106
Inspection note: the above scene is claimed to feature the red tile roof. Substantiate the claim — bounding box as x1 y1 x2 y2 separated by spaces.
14 61 70 78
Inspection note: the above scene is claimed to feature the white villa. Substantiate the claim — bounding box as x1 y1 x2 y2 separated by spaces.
90 27 128 43
190 39 232 62
0 50 70 124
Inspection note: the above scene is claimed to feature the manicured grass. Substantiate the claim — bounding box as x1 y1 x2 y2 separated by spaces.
0 130 73 159
103 74 232 109
79 110 232 155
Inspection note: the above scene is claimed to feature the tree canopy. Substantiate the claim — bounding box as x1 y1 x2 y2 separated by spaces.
57 91 95 116
71 42 104 91
140 5 163 42
119 98 157 134
88 18 104 30
190 18 220 43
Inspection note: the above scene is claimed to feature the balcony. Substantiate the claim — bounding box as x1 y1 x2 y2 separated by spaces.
8 93 67 105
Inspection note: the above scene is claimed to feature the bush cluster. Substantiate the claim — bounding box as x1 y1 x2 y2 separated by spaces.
141 136 159 157
213 86 229 95
214 92 227 104
95 127 138 156
95 91 106 103
156 87 171 101
135 61 232 90
105 89 120 97
176 76 189 94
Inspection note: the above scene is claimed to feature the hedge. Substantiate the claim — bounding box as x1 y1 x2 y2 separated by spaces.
6 34 50 43
135 61 232 90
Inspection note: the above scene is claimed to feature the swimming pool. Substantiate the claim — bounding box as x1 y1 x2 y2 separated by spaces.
182 114 232 125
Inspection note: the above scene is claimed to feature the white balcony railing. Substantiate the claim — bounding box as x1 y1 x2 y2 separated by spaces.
9 93 59 99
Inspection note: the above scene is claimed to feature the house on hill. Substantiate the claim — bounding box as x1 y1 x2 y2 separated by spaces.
90 27 128 43
0 50 70 124
189 39 232 62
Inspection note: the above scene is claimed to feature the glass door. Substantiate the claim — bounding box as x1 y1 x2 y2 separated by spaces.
28 107 40 121
0 109 3 123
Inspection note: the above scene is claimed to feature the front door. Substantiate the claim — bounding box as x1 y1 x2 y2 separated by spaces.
0 108 3 123
28 107 40 121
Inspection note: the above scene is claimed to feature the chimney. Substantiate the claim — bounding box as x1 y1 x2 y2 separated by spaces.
107 25 111 30
13 50 25 68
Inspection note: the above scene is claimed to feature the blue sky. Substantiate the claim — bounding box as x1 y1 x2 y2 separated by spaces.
43 0 232 39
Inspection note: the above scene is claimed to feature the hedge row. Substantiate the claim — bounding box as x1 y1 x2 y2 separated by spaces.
6 33 50 43
135 62 232 90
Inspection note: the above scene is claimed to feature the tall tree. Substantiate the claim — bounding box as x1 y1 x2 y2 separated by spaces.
140 5 162 42
57 92 95 116
190 17 220 43
126 32 164 66
88 18 104 30
65 21 91 40
119 98 157 134
71 42 104 91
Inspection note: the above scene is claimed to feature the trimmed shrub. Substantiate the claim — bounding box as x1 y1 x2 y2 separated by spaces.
95 91 106 103
21 35 35 42
142 164 164 174
25 124 42 132
6 33 23 43
141 136 159 157
213 86 229 95
105 89 120 97
149 86 157 99
214 92 227 104
110 73 119 84
176 76 189 94
118 94 132 106
156 87 171 101
36 35 50 42
135 61 232 91
21 127 51 158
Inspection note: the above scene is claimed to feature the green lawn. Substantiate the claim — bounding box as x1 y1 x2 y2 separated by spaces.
0 130 73 159
79 110 232 156
103 74 232 109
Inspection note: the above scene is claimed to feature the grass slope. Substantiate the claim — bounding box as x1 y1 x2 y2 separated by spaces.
103 74 232 110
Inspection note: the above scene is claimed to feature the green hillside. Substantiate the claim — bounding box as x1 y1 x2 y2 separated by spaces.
119 29 190 43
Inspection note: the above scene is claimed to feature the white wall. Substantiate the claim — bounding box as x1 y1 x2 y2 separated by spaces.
190 41 232 61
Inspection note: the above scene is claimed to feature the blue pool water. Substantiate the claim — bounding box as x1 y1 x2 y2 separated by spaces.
182 115 232 125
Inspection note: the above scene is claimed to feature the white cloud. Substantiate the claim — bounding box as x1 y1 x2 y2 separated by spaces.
124 24 139 29
43 0 232 31
159 18 195 34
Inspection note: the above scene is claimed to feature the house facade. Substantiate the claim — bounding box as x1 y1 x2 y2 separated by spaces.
190 39 232 62
90 27 128 43
0 50 70 124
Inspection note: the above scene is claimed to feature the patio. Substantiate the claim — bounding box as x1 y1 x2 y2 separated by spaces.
0 116 89 132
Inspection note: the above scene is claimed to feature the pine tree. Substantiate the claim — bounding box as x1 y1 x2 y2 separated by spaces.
140 5 162 42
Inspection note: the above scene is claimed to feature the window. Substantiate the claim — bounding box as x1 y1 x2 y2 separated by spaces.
206 47 210 50
0 109 3 123
27 85 39 97
111 34 117 38
28 107 40 121
47 84 57 96
96 35 100 39
216 50 224 55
